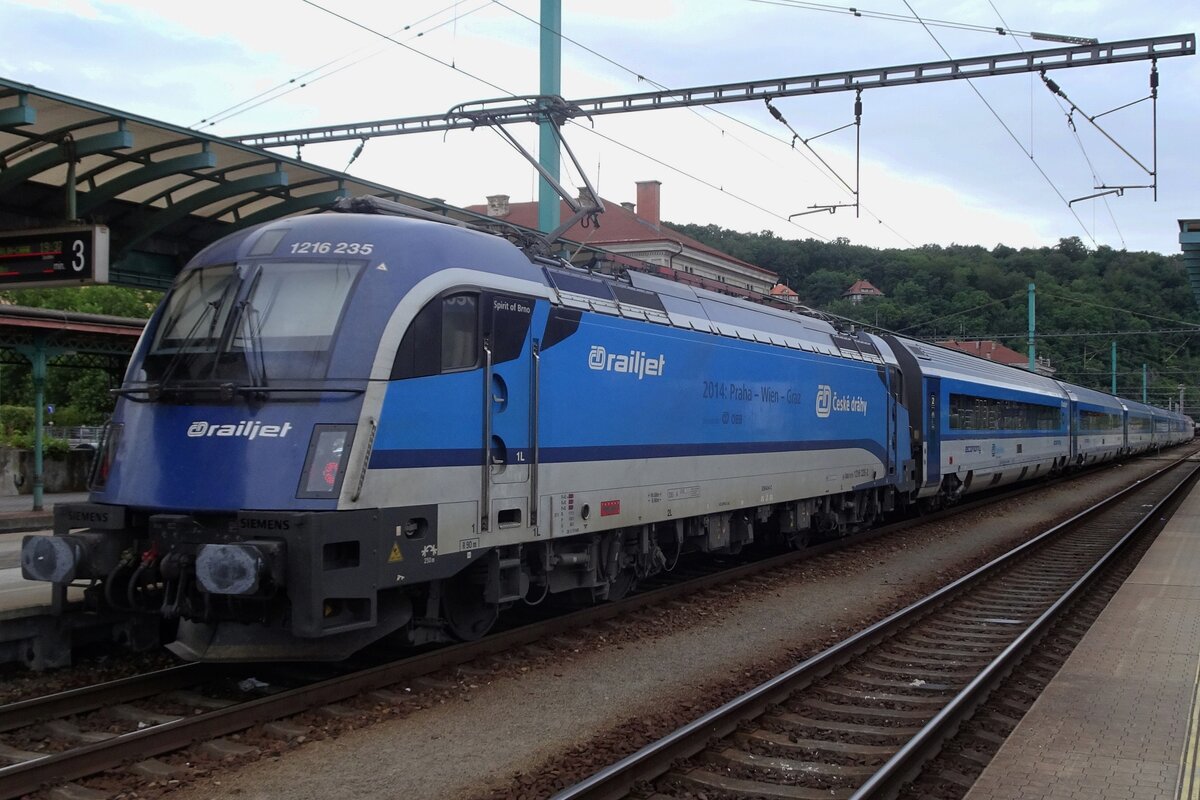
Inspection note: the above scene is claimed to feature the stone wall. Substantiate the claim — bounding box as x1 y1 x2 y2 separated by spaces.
0 448 94 496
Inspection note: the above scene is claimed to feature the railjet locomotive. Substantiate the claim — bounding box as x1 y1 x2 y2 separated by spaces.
21 199 1193 660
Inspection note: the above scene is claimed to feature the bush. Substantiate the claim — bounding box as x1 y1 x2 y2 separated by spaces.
47 406 92 427
0 405 34 436
4 432 70 454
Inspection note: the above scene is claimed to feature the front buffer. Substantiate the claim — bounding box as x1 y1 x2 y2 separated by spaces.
22 502 426 661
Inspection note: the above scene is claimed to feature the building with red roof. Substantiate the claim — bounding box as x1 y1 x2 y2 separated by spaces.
937 339 1056 376
770 283 800 303
467 180 778 295
842 279 884 304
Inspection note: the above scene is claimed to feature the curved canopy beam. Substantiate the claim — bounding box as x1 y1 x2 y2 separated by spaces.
78 146 216 215
118 167 288 256
0 127 133 197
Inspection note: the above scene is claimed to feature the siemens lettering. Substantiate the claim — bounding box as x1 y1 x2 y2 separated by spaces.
588 345 665 379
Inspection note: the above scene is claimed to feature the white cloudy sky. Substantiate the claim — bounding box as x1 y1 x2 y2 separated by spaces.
1 0 1197 252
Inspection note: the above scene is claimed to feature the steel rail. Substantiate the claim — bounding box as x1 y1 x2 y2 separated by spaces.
853 457 1200 799
0 662 212 734
550 451 1199 800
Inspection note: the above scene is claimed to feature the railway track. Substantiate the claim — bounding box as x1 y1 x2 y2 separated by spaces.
0 451 1191 799
551 451 1200 800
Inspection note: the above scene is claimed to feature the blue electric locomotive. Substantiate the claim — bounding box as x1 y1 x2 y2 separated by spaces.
19 199 1192 661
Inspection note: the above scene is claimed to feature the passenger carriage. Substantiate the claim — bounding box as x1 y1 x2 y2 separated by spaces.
1063 383 1126 466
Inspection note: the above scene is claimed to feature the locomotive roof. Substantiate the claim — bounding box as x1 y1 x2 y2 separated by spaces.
183 212 540 284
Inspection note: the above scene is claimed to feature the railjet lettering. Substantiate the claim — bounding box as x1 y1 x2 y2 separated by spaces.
187 421 294 439
587 345 665 379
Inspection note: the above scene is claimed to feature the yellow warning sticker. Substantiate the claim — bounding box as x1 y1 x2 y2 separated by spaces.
388 543 403 563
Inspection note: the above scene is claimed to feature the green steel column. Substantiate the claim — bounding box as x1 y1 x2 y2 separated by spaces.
1111 340 1117 395
1027 282 1035 371
1143 364 1147 403
537 0 562 234
30 335 46 512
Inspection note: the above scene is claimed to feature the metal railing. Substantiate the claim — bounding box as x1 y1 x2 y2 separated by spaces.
40 426 105 450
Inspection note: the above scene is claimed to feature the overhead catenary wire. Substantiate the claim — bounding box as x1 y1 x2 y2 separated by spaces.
298 0 513 96
567 120 829 240
294 0 829 241
195 1 492 130
493 0 915 246
749 0 1057 40
901 0 1100 248
894 292 1023 334
952 328 1200 340
1037 288 1200 330
985 0 1127 248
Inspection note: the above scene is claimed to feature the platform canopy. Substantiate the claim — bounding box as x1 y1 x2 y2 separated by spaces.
0 77 483 289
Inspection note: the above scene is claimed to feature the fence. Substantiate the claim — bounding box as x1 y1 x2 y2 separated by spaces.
41 426 105 450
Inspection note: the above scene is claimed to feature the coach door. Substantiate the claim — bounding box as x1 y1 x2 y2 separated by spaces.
925 376 941 488
481 293 541 534
1066 394 1079 464
887 366 899 478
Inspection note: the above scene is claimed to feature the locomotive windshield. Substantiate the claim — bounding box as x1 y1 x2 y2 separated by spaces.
141 260 364 391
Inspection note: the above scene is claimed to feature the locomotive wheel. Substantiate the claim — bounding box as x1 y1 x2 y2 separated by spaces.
442 569 498 642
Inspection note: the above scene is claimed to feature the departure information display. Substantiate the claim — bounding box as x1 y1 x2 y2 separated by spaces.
0 226 110 288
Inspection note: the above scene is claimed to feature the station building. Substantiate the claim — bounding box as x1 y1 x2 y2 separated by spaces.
469 180 778 296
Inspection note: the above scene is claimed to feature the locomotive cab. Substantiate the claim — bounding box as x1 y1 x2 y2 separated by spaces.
20 212 537 660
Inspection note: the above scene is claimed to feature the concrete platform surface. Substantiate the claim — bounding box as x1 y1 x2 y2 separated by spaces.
965 473 1200 800
0 491 89 535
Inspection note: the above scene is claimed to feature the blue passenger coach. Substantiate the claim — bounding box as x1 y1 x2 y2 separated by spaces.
1122 399 1157 455
890 337 1069 501
1062 382 1126 465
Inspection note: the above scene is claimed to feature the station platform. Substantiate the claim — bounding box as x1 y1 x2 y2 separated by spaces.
965 471 1200 800
0 491 88 536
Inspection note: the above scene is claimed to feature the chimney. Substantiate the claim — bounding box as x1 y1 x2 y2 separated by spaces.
620 201 635 211
635 180 661 227
486 194 510 217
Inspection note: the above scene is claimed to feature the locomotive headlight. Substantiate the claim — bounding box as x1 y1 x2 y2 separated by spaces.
196 543 265 596
21 536 82 583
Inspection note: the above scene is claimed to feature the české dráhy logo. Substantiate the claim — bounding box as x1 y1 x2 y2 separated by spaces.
815 385 833 418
